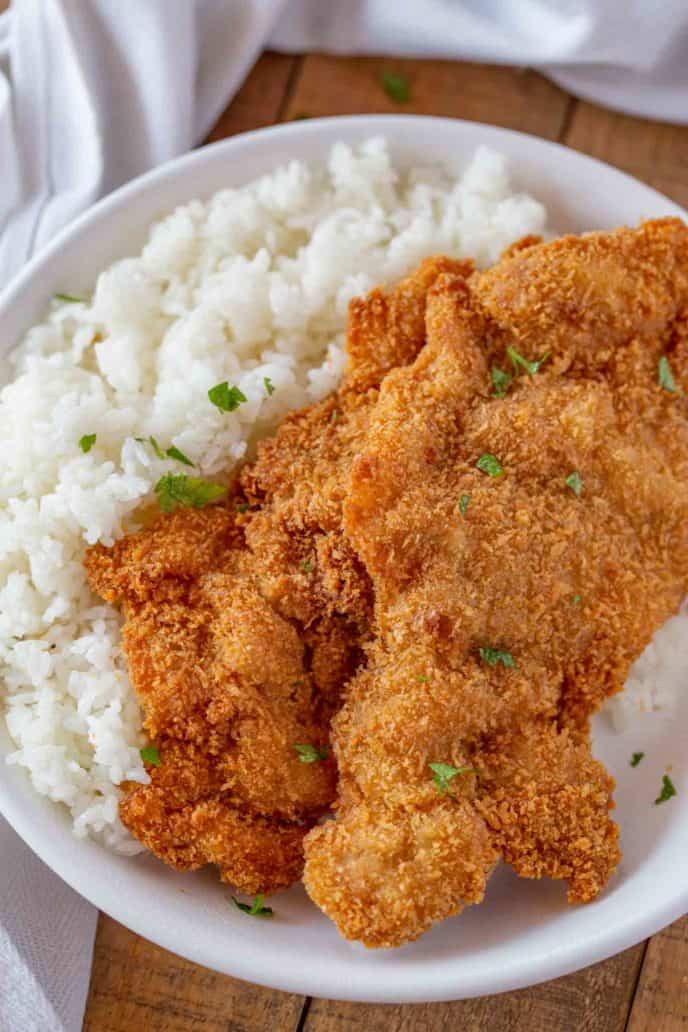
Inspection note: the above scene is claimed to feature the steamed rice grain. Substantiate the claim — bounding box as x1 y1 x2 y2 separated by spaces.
4 138 672 855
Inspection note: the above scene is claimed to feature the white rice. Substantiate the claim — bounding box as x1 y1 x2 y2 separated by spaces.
606 604 688 732
2 136 671 856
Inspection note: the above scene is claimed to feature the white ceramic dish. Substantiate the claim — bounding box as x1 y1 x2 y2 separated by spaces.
0 116 687 1004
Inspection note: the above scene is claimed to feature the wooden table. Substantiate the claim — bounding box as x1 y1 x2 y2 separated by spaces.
82 52 688 1032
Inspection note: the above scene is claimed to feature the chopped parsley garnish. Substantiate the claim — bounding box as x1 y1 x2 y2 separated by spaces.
140 746 161 767
381 72 410 103
299 559 313 574
264 376 275 396
507 346 550 376
417 674 429 683
148 436 165 459
658 355 679 393
476 453 504 477
54 293 85 303
330 409 339 424
234 501 250 514
155 473 227 512
79 433 96 454
573 594 582 607
478 646 516 668
630 752 645 768
208 381 247 412
166 445 194 467
459 494 470 516
565 471 583 497
429 762 477 795
293 743 329 764
655 774 677 805
491 366 512 397
232 894 273 918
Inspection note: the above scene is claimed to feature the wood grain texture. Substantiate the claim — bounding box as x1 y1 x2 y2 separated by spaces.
82 51 688 1032
565 100 688 208
83 914 304 1032
205 52 299 142
627 916 688 1032
303 944 646 1032
285 55 571 140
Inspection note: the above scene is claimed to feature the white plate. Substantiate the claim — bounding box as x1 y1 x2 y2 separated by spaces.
0 116 687 1004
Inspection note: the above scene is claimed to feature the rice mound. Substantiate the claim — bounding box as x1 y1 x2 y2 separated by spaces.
0 140 551 851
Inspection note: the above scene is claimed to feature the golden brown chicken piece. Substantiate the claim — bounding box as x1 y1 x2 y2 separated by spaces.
85 506 335 893
304 222 688 947
85 257 469 893
239 256 473 710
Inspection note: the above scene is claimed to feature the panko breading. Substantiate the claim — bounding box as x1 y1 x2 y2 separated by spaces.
85 221 688 943
85 257 468 892
239 257 474 705
85 506 335 893
304 222 688 947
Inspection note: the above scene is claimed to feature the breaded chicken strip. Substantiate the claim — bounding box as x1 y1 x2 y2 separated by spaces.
239 257 473 708
85 507 335 893
85 257 470 892
304 224 688 947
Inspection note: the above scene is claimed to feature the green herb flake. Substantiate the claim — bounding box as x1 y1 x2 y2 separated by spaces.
232 893 274 918
381 72 410 103
54 293 85 304
459 494 470 516
234 501 250 514
491 366 512 397
79 433 96 454
293 743 329 764
507 346 550 376
417 674 429 683
299 559 314 574
208 381 248 412
429 762 477 796
476 453 504 478
658 355 679 393
166 445 194 467
573 594 582 607
655 774 677 805
565 471 583 497
630 751 645 768
264 376 275 396
149 436 165 460
330 409 339 424
140 746 161 767
291 112 312 121
155 473 227 513
478 646 516 668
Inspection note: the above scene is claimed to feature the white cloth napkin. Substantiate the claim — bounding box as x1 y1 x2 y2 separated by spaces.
1 2 687 1029
0 819 97 1032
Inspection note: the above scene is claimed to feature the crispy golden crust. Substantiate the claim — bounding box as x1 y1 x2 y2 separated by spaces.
238 256 473 706
472 217 688 375
86 508 335 893
85 257 467 893
304 225 688 947
85 225 688 936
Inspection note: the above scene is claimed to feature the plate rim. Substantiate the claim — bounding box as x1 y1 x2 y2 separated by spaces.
1 113 687 1003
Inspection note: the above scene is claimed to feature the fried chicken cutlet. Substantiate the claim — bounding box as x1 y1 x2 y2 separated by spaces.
303 220 688 947
84 257 470 893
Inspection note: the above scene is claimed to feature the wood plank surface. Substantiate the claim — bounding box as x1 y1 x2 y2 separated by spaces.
83 49 687 1032
83 915 304 1032
285 55 571 140
565 100 688 208
304 942 646 1032
627 916 688 1032
205 52 299 143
